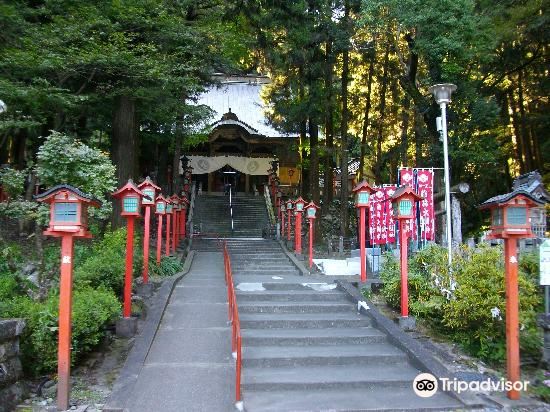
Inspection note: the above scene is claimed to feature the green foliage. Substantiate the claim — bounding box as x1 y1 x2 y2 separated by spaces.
0 242 28 310
36 131 116 220
2 287 120 376
379 244 542 364
74 228 141 296
0 167 26 199
149 256 183 278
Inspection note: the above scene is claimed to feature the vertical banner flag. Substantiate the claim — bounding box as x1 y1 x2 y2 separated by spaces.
416 169 435 241
398 168 417 240
368 186 397 245
384 185 397 244
369 188 385 245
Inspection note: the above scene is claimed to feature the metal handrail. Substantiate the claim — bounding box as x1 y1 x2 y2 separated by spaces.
223 242 242 407
229 185 234 233
187 181 196 237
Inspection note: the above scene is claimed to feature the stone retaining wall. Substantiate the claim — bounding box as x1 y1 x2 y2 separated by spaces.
0 319 26 412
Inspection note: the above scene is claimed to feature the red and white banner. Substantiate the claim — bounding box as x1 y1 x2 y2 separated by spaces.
368 185 396 245
416 169 435 241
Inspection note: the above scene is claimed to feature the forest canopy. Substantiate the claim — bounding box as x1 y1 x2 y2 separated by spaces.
0 0 548 236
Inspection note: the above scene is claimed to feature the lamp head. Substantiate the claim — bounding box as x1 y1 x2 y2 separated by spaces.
428 83 457 104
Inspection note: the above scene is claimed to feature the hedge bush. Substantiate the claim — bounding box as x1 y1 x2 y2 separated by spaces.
74 228 142 296
378 244 542 364
2 287 120 376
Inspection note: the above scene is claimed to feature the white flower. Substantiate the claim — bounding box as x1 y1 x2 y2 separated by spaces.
491 307 501 320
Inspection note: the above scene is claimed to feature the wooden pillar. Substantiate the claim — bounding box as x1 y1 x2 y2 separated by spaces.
208 172 213 193
245 174 250 194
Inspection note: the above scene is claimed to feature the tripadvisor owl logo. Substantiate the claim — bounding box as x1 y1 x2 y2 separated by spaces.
413 373 438 398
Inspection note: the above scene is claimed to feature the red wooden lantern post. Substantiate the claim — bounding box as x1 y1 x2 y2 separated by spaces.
170 195 180 250
137 177 160 284
294 197 306 255
155 195 167 264
305 202 320 268
480 190 543 400
286 199 294 242
353 181 376 283
165 199 173 256
180 194 189 239
391 186 423 327
281 202 286 238
36 185 100 411
112 180 148 320
276 190 282 221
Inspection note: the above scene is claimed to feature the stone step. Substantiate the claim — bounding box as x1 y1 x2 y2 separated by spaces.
241 327 386 346
236 290 347 302
241 343 407 367
234 268 299 274
238 302 356 314
240 313 372 329
235 282 338 291
241 387 464 412
241 364 419 391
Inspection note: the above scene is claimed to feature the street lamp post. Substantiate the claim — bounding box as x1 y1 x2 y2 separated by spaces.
429 83 456 267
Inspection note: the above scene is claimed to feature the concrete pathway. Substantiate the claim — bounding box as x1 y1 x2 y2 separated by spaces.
123 251 235 412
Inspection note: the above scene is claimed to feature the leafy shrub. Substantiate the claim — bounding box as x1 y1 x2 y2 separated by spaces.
149 256 183 278
379 245 451 322
2 287 120 376
36 131 117 220
0 167 26 199
74 228 142 296
379 244 542 364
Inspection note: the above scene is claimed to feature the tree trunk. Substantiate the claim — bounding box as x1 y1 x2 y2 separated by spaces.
359 46 376 180
400 96 411 166
323 39 335 207
172 132 182 195
517 70 533 171
309 120 320 204
111 95 138 228
508 89 526 173
339 0 350 238
414 109 423 166
374 42 390 181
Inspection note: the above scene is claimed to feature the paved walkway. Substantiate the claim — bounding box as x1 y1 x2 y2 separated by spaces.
123 251 235 412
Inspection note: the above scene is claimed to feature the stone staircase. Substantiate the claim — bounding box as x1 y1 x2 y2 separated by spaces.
226 239 465 412
193 193 268 238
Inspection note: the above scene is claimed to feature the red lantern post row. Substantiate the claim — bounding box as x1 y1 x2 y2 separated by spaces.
390 186 423 321
36 185 100 411
305 202 320 268
112 180 149 318
352 181 376 283
137 177 160 284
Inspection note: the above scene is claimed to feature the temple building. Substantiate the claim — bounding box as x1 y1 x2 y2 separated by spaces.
184 74 300 194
